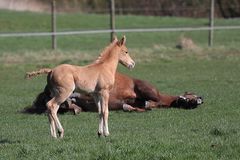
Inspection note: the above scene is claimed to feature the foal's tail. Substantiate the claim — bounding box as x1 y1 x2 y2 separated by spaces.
25 68 52 79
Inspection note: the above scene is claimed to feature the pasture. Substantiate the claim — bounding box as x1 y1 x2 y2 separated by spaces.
0 10 240 159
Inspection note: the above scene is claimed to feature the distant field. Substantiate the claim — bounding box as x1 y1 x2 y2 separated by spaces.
0 10 240 160
0 9 240 53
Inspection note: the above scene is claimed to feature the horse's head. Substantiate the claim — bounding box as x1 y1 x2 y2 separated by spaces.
116 36 135 69
174 92 203 109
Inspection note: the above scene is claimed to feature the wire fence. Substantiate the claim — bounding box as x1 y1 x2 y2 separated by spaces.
0 0 240 51
1 26 240 38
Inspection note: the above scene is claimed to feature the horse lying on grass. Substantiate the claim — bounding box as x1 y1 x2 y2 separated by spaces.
26 36 135 138
25 72 203 115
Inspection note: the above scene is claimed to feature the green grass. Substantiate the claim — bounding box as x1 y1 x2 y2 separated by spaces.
0 51 240 159
0 10 240 160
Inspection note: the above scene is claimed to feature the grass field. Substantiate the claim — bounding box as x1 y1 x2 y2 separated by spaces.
0 10 240 160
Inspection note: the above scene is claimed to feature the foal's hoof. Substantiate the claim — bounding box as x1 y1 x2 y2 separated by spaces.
97 132 102 137
104 132 110 137
97 131 109 137
51 135 57 139
58 130 64 138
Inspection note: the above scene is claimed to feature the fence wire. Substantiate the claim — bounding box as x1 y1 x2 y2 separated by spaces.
0 26 240 38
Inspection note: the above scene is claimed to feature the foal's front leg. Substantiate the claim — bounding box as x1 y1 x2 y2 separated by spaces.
93 94 104 136
93 90 110 137
101 90 110 136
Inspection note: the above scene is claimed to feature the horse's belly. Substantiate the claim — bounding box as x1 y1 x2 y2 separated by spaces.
75 81 96 94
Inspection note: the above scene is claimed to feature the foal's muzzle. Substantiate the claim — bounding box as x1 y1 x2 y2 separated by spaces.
128 61 135 69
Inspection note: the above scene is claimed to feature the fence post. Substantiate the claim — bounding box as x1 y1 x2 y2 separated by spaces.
109 0 115 42
208 0 214 47
51 0 57 50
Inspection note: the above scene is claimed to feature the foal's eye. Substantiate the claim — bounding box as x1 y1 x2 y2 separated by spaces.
122 50 128 54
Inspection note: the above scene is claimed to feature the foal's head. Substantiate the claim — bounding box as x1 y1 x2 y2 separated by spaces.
115 36 135 69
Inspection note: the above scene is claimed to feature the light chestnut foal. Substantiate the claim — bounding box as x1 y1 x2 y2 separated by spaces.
40 36 134 138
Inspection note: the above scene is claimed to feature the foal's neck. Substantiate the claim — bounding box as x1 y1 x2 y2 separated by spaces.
101 47 120 75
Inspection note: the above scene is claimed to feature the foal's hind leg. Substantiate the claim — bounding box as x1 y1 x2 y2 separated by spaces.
47 99 64 138
47 89 73 138
47 112 57 138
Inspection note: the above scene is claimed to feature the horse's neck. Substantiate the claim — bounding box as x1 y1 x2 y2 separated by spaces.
158 93 178 106
100 48 119 75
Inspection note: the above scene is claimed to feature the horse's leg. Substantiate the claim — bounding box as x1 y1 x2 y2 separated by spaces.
65 98 83 114
123 103 136 111
47 98 63 138
145 100 163 109
70 103 83 114
101 90 110 136
47 88 73 138
47 108 57 138
93 94 104 136
123 103 146 112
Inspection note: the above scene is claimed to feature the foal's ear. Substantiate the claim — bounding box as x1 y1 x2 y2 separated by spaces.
112 35 118 42
117 35 126 46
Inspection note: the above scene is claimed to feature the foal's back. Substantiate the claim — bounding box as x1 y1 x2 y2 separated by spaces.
48 64 100 94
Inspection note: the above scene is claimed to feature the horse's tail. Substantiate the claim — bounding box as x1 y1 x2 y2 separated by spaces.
25 68 52 79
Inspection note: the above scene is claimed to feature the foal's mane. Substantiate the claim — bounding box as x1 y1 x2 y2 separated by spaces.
93 40 118 64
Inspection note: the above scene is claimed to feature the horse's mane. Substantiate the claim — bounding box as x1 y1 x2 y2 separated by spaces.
93 39 118 64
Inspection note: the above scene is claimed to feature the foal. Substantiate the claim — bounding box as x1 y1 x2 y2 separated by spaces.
40 36 134 138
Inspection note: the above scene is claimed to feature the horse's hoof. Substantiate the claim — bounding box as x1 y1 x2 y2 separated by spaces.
104 132 110 137
58 130 64 138
97 132 102 137
74 108 81 115
51 135 57 139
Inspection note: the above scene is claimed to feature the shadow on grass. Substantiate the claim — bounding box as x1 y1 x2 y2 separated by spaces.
20 90 71 115
21 105 70 115
0 139 20 145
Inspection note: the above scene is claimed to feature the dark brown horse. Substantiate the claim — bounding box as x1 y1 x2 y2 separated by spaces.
25 72 203 114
